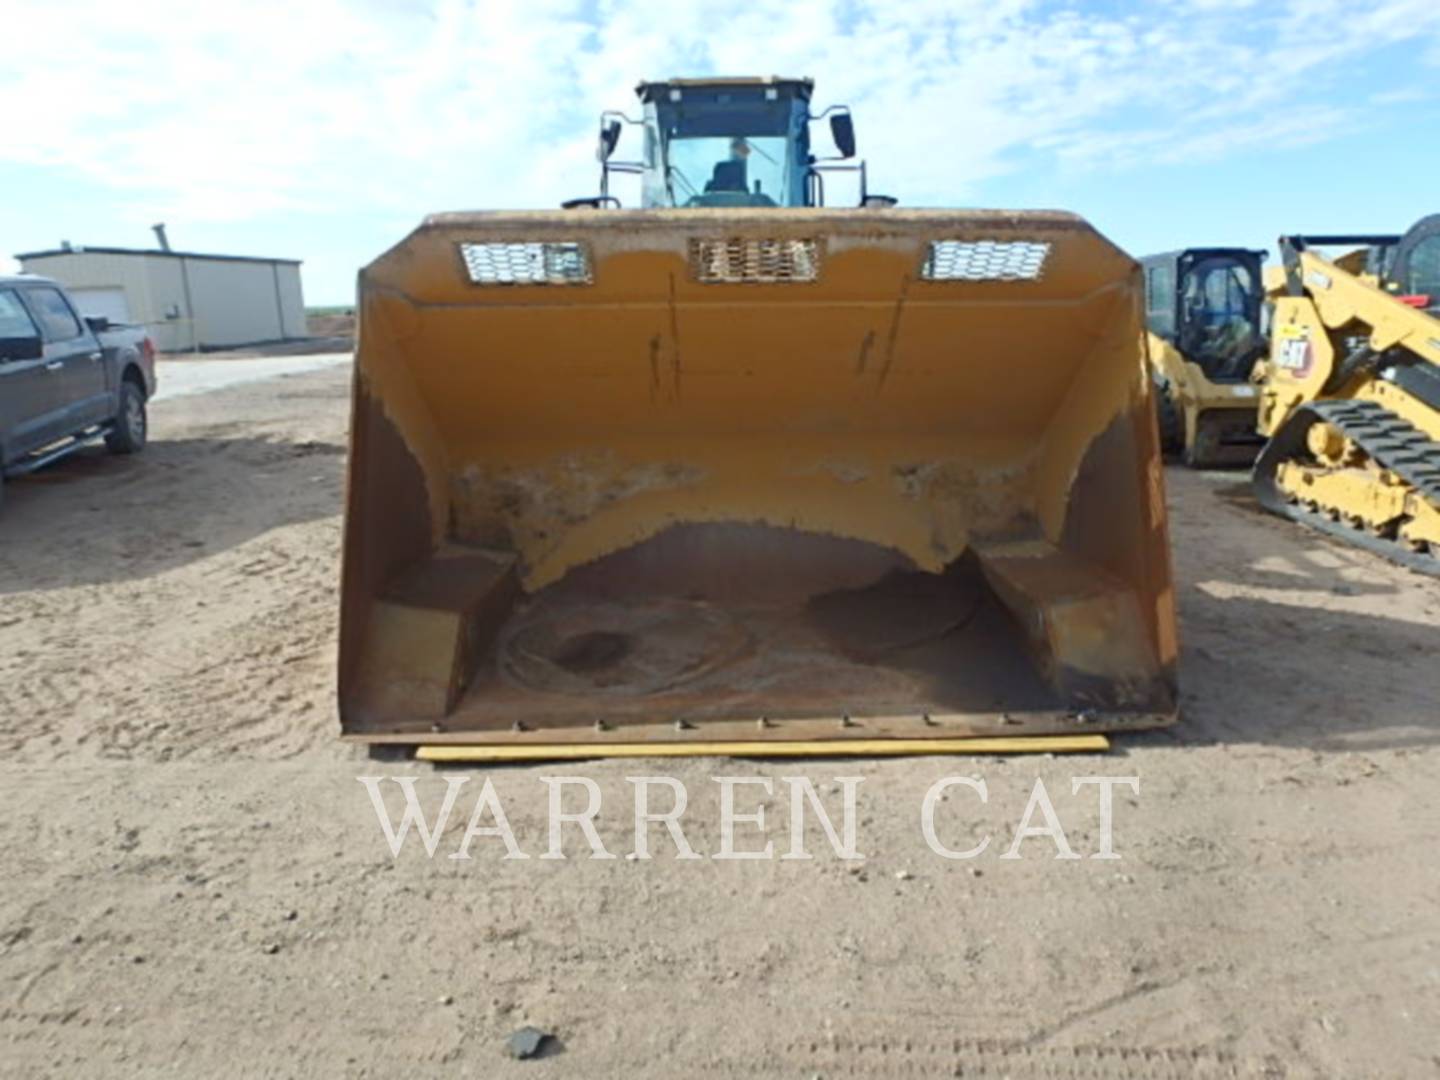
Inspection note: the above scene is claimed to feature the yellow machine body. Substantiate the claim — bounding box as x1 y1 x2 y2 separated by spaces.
1147 331 1262 467
339 208 1178 748
1140 247 1268 468
1254 219 1440 570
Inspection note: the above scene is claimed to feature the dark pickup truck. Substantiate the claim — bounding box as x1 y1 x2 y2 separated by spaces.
0 274 156 508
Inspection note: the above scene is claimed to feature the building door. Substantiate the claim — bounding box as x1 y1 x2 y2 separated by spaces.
69 287 132 325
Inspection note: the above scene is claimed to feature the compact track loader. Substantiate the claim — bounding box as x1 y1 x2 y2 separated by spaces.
1141 248 1267 467
339 77 1178 752
1254 216 1440 572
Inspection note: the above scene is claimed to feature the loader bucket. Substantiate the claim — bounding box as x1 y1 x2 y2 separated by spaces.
339 209 1177 748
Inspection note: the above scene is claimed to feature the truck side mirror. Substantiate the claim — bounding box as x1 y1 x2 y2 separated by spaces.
85 315 112 334
829 112 855 158
598 119 622 162
0 335 43 362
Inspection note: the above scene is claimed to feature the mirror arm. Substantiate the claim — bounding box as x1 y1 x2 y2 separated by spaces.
600 161 644 198
597 108 644 187
805 167 826 208
807 159 869 206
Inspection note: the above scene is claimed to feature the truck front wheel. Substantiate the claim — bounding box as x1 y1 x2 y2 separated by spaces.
106 381 148 455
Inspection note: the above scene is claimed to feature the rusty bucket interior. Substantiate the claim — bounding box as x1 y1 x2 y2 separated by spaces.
339 209 1178 747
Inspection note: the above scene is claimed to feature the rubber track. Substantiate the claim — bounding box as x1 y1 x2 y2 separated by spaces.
1252 397 1440 576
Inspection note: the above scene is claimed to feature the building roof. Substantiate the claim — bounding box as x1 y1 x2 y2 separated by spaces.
15 245 301 266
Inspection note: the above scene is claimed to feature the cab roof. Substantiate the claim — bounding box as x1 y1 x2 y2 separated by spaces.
1139 248 1267 267
636 76 813 103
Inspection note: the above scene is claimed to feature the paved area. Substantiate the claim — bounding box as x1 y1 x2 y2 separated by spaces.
153 353 352 402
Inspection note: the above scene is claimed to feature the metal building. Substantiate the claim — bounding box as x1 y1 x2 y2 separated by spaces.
14 240 306 352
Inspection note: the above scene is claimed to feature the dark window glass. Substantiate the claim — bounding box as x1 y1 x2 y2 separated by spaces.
26 287 83 342
1405 235 1440 298
1147 266 1174 311
1145 265 1175 336
0 289 40 339
1178 258 1263 379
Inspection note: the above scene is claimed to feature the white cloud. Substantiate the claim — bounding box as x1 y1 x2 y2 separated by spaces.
1044 103 1355 171
1369 88 1431 105
1 0 1437 226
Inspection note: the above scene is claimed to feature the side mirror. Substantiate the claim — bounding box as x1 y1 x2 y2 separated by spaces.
85 315 111 334
597 119 622 162
0 335 43 362
829 112 856 158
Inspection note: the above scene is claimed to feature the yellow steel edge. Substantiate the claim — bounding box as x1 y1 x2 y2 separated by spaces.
415 734 1110 763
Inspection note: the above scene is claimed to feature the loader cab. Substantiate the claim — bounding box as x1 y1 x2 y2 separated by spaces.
587 77 867 208
1387 213 1440 308
638 79 812 208
1143 248 1266 382
1284 220 1440 312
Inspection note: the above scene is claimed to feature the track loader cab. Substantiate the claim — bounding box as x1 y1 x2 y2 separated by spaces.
339 77 1179 754
1383 214 1440 311
1142 248 1267 467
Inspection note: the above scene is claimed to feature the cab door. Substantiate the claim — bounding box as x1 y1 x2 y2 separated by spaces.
21 285 110 430
0 286 62 463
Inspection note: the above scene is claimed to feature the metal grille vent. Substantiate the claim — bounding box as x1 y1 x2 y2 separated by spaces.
460 241 591 285
922 240 1051 282
690 238 820 284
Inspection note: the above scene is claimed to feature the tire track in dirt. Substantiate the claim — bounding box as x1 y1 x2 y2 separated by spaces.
0 371 348 763
701 1033 1282 1078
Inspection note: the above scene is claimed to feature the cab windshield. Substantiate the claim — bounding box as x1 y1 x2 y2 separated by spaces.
646 92 806 208
1179 257 1263 380
664 135 789 207
1404 233 1440 301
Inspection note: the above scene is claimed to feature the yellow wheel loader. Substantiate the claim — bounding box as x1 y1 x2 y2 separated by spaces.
1141 248 1268 467
1254 216 1440 572
339 77 1178 754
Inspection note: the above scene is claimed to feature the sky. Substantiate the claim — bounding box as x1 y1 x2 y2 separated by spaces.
2 0 1438 305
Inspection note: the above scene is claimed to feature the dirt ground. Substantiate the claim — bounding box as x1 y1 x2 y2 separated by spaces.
2 364 1438 1078
305 311 355 341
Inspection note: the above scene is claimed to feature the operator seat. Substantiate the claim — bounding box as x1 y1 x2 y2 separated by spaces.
705 159 748 193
